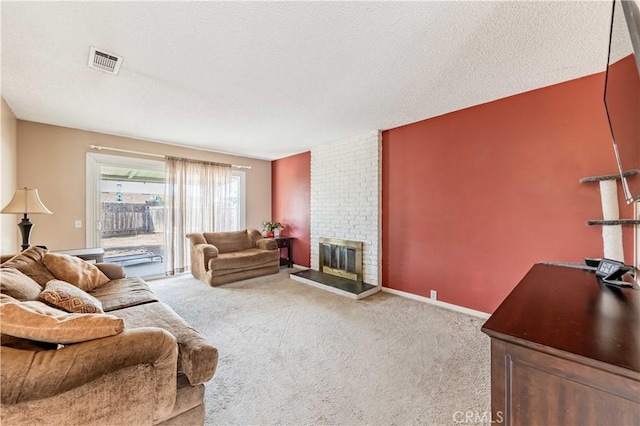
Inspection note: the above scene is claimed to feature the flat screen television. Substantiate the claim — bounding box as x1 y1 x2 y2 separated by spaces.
603 0 640 204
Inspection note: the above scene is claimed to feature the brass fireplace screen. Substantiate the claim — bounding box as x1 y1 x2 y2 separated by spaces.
319 237 363 282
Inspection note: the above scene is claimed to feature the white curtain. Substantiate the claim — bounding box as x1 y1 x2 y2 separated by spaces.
164 156 232 275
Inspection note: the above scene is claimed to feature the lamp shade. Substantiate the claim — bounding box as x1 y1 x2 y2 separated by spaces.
1 188 52 214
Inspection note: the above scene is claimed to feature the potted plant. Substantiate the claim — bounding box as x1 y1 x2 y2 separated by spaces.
262 221 283 238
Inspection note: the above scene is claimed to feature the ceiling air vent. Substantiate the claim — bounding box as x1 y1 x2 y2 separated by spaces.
88 46 123 75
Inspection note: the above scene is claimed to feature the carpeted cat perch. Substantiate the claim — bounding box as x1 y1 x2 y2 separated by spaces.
580 169 640 261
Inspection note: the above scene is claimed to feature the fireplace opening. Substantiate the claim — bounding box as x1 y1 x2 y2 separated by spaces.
319 237 363 282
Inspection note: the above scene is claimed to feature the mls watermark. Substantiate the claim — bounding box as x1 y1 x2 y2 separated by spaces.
452 410 504 424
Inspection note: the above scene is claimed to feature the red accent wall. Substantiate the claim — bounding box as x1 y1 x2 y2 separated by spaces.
272 152 311 267
382 72 636 314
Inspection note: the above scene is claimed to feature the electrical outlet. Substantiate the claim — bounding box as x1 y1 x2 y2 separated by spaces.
430 290 437 300
75 220 82 229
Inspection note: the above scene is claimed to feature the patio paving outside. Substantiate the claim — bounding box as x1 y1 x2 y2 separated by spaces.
101 232 166 278
101 232 164 259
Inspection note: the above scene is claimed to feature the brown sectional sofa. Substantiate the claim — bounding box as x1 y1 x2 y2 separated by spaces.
0 247 218 425
187 229 280 286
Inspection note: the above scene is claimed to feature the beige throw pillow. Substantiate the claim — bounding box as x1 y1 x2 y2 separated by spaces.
0 294 124 344
39 280 104 314
42 253 110 292
0 268 43 301
1 247 55 287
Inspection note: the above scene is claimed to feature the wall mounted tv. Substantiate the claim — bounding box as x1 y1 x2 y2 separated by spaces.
604 0 640 204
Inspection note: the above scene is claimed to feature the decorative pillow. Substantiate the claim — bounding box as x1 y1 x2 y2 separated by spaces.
0 268 43 301
0 294 124 344
42 253 110 292
39 280 104 314
1 247 55 287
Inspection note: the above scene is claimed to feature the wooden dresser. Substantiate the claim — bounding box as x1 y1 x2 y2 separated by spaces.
482 264 639 425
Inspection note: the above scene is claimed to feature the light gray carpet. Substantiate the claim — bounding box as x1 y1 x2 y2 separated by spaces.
149 269 491 426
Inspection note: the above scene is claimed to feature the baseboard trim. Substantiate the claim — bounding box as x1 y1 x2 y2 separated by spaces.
381 287 491 319
292 264 310 270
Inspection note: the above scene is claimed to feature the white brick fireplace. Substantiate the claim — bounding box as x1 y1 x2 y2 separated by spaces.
310 130 381 286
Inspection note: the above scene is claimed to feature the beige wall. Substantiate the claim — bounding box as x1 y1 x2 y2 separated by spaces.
17 121 272 250
1 98 18 254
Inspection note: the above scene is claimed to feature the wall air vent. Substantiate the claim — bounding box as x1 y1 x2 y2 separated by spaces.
88 46 123 75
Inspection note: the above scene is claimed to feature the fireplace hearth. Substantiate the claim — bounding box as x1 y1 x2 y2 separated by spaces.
290 237 378 299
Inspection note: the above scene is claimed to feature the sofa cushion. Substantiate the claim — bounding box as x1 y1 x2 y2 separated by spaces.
1 247 55 287
42 253 110 292
0 268 43 301
95 263 126 281
39 280 104 314
209 248 280 274
204 230 253 253
111 301 217 385
0 294 124 344
89 277 158 312
157 374 205 423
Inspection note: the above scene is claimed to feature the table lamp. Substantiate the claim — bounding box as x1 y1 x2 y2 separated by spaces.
1 187 52 251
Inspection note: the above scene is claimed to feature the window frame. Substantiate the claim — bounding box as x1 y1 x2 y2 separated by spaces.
231 170 246 231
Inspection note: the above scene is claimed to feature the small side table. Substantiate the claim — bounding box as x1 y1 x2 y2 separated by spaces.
273 237 293 268
55 247 105 263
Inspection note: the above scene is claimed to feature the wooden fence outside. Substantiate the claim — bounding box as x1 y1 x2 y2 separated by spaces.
101 202 164 237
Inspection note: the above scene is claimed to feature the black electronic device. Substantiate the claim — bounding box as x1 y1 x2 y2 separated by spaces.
595 258 628 279
595 258 634 287
584 257 601 268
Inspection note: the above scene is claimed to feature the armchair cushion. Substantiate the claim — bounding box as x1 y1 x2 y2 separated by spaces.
0 294 123 344
203 230 253 253
42 253 109 292
0 268 43 301
209 248 280 272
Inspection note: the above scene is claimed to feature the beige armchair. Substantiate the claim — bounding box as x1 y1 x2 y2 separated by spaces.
186 229 280 286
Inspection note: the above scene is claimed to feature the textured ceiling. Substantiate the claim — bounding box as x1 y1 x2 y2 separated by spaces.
1 1 612 160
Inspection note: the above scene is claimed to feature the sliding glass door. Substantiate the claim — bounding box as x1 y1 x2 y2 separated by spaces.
86 152 247 277
86 153 166 277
